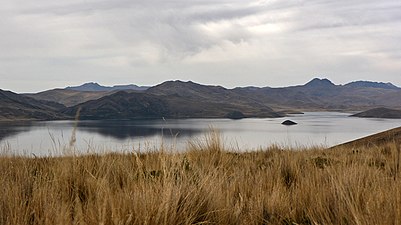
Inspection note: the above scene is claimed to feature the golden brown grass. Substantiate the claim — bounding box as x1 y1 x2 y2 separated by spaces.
1 133 401 225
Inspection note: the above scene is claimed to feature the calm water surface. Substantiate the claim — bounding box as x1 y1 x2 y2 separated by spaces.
1 112 401 156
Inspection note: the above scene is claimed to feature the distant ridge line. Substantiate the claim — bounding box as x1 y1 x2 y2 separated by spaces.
65 82 149 92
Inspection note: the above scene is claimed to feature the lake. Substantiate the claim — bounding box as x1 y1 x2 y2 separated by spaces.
1 112 401 156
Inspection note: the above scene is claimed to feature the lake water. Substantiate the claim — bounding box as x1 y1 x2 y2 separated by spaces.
1 112 401 156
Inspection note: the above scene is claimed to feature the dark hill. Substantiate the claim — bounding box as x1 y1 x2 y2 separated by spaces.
0 89 65 120
62 92 170 120
147 80 273 109
146 80 282 118
351 108 401 119
147 80 229 100
304 78 335 88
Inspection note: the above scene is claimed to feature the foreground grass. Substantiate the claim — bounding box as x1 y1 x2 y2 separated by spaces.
1 134 401 224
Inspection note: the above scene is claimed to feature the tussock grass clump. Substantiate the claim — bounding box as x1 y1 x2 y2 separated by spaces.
1 134 401 224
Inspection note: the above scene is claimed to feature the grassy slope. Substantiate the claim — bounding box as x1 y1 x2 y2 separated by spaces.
1 130 401 224
335 126 401 149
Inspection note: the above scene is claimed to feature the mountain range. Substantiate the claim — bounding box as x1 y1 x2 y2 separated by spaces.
62 81 281 119
233 78 401 111
1 78 401 121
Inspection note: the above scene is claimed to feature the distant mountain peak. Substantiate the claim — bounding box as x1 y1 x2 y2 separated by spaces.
162 80 197 85
65 82 107 91
304 78 335 87
65 82 149 92
153 80 222 89
82 82 100 86
344 81 399 89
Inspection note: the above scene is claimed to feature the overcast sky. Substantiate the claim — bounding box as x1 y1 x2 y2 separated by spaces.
1 0 401 92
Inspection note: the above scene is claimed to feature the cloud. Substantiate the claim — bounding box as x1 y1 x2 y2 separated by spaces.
1 0 401 92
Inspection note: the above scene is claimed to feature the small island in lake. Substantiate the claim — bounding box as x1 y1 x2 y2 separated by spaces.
281 120 297 125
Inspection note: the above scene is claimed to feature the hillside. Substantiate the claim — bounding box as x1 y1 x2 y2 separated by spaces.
62 92 170 119
333 126 401 149
351 107 401 119
146 80 282 118
0 89 65 121
63 82 283 120
147 81 279 114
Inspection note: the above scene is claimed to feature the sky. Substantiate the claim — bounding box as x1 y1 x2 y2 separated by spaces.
1 0 401 93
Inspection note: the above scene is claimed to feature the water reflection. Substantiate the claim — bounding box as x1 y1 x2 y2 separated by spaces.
75 120 202 140
0 121 33 142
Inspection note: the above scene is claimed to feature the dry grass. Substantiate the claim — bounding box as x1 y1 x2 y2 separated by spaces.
1 132 401 225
